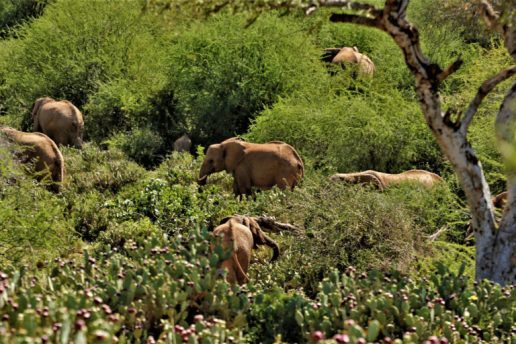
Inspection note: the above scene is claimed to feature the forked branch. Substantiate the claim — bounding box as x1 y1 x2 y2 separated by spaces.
461 65 516 133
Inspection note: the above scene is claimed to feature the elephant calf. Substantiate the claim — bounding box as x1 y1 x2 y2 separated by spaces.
0 127 65 192
198 137 304 196
331 169 443 190
32 97 84 148
212 216 280 285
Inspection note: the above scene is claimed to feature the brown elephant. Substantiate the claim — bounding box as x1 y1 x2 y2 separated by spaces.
331 169 443 190
173 134 192 153
212 215 280 285
0 127 65 192
327 47 375 76
31 97 84 148
198 137 304 196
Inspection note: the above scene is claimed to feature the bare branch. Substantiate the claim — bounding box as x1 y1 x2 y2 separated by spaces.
317 0 381 13
479 0 500 29
329 12 383 29
254 216 301 234
437 59 464 83
479 0 515 60
461 65 516 133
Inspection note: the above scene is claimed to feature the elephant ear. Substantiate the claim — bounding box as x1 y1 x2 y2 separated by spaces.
222 140 246 173
31 97 53 120
243 217 267 248
244 217 280 262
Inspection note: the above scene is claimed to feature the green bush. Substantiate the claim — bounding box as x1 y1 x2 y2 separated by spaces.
104 128 166 168
0 146 77 267
0 236 512 343
62 144 145 194
0 0 167 131
166 12 328 146
239 174 469 296
247 88 442 173
0 0 49 37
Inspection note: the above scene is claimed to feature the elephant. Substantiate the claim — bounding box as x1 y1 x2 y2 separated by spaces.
31 97 84 148
0 127 65 192
198 137 304 196
173 134 192 153
331 169 443 190
212 215 280 285
326 47 375 76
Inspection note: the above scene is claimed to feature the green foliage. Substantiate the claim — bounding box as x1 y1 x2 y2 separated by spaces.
0 0 49 37
0 0 167 131
167 12 327 146
247 88 442 173
62 144 145 194
104 128 166 168
246 174 468 295
0 146 76 268
0 242 512 343
249 265 514 343
0 230 248 342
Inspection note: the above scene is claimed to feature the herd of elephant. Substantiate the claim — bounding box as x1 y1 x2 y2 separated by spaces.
0 96 508 285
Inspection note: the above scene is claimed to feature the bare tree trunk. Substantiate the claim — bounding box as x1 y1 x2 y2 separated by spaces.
493 84 516 282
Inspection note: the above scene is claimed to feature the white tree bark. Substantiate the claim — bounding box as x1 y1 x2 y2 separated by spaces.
316 0 515 284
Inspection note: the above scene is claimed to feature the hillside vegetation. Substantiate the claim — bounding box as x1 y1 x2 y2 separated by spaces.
0 0 513 342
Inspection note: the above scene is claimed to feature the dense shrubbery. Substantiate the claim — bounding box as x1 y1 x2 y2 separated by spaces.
0 0 513 341
0 232 513 343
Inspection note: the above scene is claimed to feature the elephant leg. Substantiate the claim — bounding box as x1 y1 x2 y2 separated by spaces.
233 172 252 196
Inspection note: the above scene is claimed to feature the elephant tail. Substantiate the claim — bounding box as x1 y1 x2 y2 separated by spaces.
49 138 65 192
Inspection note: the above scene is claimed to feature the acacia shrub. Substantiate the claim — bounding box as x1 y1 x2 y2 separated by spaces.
166 13 328 147
0 0 167 132
247 86 442 173
0 146 77 267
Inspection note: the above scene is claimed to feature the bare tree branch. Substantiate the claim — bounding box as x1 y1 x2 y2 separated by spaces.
254 216 301 234
306 0 382 16
329 13 383 29
461 66 516 133
437 59 464 83
479 0 515 60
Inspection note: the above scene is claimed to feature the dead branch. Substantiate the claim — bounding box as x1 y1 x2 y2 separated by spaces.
426 226 448 241
461 65 516 133
254 216 301 234
437 59 464 83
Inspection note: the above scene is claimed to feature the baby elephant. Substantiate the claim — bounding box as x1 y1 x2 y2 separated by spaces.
0 127 65 192
331 169 443 190
212 216 280 285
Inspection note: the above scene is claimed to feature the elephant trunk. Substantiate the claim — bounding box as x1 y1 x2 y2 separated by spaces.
263 234 280 262
198 161 212 185
198 174 208 185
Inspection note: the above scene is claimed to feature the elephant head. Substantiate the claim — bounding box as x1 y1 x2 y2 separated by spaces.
230 216 280 262
330 172 384 190
31 97 54 124
198 138 245 185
